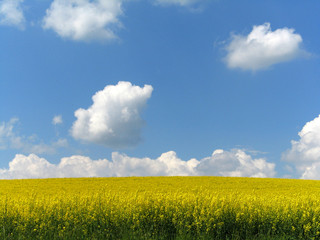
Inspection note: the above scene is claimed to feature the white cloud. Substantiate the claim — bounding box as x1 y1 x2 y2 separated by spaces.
0 154 56 179
52 115 63 125
0 149 276 179
301 163 320 180
0 0 25 29
225 23 304 71
154 0 203 7
0 118 17 149
0 118 68 154
42 0 123 42
197 149 276 178
282 115 320 179
111 151 199 177
71 81 153 149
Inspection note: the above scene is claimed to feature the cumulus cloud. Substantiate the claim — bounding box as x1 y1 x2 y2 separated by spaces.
225 23 304 71
71 81 153 149
301 164 320 180
282 115 320 179
52 115 63 125
42 0 123 42
0 0 25 29
154 0 203 7
111 151 199 177
0 149 276 179
0 118 68 154
0 154 56 179
197 149 276 178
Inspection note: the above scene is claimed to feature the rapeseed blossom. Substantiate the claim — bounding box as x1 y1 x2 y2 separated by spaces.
0 177 319 239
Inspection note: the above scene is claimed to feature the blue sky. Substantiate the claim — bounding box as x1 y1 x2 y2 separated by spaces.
1 0 320 179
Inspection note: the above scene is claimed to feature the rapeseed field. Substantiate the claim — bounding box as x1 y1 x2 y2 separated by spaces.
1 177 320 239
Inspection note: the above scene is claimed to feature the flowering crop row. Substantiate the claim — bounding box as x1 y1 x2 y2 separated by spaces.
1 177 320 239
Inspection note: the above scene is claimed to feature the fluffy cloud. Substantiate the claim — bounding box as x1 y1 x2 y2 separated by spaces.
197 149 275 178
225 23 304 71
0 149 276 179
154 0 203 7
71 81 153 149
0 0 25 29
0 154 56 179
301 164 320 180
282 115 320 179
42 0 122 42
0 118 68 154
111 151 199 177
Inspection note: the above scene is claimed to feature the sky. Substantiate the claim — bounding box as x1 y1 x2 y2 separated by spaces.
1 0 320 179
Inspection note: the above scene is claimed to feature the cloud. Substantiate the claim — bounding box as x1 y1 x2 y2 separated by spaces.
0 149 276 179
154 0 203 7
196 149 276 178
52 115 63 125
0 0 25 29
0 118 18 150
42 0 123 42
0 118 68 154
111 151 199 177
71 81 153 149
282 115 320 179
224 23 304 71
301 164 320 180
0 154 56 179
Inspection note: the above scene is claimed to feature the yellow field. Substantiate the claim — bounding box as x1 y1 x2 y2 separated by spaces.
1 176 320 239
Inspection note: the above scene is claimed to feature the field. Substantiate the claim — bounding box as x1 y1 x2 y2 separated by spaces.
1 177 320 239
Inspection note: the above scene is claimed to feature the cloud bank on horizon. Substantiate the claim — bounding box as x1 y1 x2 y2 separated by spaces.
225 23 304 71
0 149 275 179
